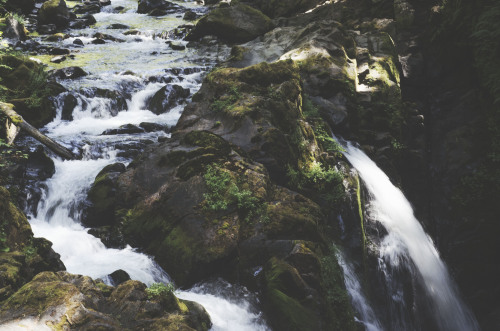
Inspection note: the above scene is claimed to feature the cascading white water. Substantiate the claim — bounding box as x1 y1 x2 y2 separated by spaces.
336 252 383 331
343 142 479 331
21 1 268 329
177 281 270 331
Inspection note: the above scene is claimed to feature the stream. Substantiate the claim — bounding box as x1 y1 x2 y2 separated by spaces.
23 0 269 329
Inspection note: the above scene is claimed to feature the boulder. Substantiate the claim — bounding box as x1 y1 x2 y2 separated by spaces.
175 60 318 184
0 187 65 301
101 124 145 135
139 122 168 132
168 41 186 50
60 93 78 120
147 84 190 114
3 16 27 42
0 272 212 330
183 10 197 20
38 0 71 29
50 55 66 63
137 0 181 15
109 269 130 285
43 33 68 42
185 3 273 43
83 163 126 227
49 66 88 80
108 23 130 29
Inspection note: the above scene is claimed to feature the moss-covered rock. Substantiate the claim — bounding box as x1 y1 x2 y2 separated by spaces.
264 257 320 331
38 0 70 29
186 3 273 43
0 272 211 330
0 187 64 302
176 60 319 185
0 54 62 128
84 163 126 227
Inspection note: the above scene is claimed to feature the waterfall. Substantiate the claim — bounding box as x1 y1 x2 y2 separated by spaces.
342 142 479 331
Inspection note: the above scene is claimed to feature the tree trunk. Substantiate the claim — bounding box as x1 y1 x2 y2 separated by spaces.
0 102 75 160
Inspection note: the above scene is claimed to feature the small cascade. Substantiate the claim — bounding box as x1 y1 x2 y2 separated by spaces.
336 252 383 331
177 280 270 331
342 142 479 331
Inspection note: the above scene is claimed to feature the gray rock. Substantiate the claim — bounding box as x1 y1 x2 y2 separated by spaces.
147 84 190 114
3 16 27 42
49 66 88 80
50 55 66 63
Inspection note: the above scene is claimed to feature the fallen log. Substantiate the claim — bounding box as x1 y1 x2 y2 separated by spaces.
0 102 75 160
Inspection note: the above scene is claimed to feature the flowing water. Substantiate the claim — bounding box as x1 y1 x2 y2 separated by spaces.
21 0 269 329
342 142 479 331
336 251 383 331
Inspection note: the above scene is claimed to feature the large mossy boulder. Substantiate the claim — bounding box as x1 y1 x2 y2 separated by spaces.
0 187 65 301
107 128 355 329
185 3 273 43
175 60 318 184
2 16 27 42
0 272 211 330
242 0 322 18
84 163 126 227
38 0 71 29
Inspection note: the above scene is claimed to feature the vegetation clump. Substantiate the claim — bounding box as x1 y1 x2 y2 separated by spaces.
145 282 175 300
203 163 265 223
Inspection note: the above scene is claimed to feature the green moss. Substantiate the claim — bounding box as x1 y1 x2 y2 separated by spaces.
237 60 299 87
268 288 319 331
202 164 265 223
286 161 345 208
265 257 319 331
181 131 230 152
95 281 113 297
2 272 78 316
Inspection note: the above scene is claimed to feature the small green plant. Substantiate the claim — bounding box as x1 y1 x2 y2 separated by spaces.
203 164 232 211
302 97 320 118
23 244 37 262
146 282 175 300
313 124 345 156
203 164 267 223
210 85 241 112
286 161 345 206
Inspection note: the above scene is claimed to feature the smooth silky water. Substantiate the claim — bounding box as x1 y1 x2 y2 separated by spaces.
342 142 479 331
25 1 270 329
